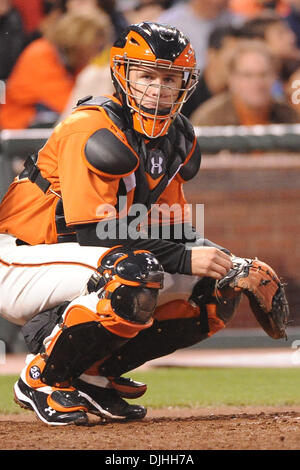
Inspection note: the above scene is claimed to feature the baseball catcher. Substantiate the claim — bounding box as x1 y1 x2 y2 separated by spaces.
0 22 289 426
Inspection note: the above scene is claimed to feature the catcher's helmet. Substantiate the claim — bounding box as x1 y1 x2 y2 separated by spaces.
110 22 199 138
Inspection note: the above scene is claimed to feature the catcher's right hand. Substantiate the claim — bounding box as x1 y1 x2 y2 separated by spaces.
217 256 289 340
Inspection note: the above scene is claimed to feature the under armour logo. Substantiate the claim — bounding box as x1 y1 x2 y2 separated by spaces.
151 156 163 174
45 406 56 416
146 149 166 179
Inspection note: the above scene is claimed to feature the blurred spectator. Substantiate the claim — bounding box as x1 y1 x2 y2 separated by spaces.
61 0 128 39
229 0 290 18
23 1 65 47
64 0 107 13
285 0 300 48
24 1 121 44
23 1 125 46
60 0 122 66
190 40 300 126
95 0 128 38
0 0 25 80
124 0 169 23
157 0 244 70
59 4 115 120
0 11 111 129
116 0 176 11
241 12 300 98
58 63 113 122
12 0 44 33
181 24 243 117
242 12 300 61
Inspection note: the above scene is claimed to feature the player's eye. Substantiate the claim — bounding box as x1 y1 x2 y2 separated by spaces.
164 77 176 84
140 73 154 81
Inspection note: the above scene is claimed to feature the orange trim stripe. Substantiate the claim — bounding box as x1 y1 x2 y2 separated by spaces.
47 394 88 413
0 258 96 271
176 137 197 183
97 245 123 267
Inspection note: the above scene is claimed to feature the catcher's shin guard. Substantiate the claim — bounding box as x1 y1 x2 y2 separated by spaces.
97 277 241 377
23 247 164 388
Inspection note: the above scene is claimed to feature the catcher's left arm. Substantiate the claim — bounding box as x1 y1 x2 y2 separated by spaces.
217 256 289 339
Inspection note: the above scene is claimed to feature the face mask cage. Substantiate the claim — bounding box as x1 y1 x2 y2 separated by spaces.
112 55 200 138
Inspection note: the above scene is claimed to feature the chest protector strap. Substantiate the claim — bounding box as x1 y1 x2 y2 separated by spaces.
22 154 51 194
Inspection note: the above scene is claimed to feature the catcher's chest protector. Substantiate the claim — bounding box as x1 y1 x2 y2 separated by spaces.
77 96 201 212
0 95 200 245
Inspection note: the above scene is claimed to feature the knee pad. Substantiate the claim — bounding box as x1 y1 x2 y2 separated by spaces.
87 246 164 325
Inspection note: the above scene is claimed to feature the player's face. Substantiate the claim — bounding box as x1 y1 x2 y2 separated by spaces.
128 66 183 112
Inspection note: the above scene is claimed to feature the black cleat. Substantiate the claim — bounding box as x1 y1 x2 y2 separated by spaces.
74 378 147 421
14 377 89 426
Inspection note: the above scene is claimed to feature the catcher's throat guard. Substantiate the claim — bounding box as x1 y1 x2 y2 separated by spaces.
217 256 289 340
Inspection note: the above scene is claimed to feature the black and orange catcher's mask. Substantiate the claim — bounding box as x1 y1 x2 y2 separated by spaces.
110 22 199 139
88 246 164 325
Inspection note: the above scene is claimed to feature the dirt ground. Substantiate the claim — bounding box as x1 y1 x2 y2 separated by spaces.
1 406 300 450
2 351 300 451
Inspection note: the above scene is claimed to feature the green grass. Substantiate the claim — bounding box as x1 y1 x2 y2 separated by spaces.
1 368 300 414
0 375 20 414
127 368 300 408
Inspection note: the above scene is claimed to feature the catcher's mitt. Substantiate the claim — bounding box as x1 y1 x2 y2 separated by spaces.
217 256 289 339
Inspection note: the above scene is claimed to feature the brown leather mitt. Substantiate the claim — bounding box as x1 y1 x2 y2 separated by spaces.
217 257 289 339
